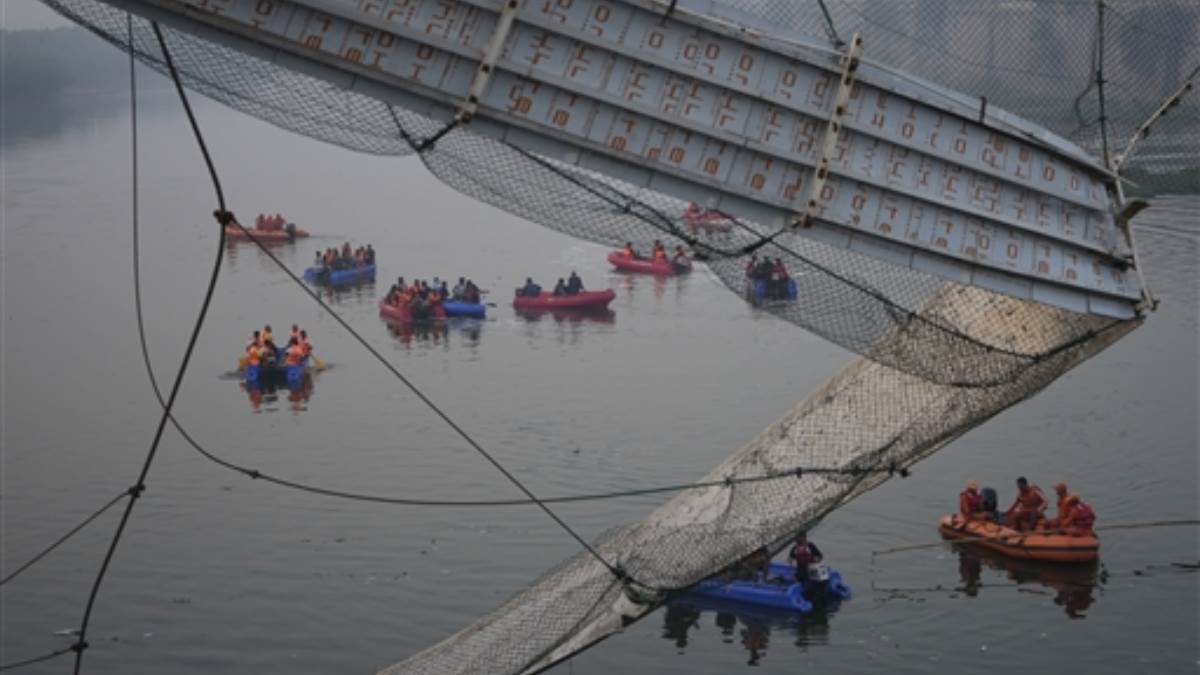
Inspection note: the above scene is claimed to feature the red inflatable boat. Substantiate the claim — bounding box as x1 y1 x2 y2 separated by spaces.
607 251 690 275
224 225 309 240
512 289 615 311
378 299 446 322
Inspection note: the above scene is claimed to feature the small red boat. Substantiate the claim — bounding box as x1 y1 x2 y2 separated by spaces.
607 251 690 275
512 289 615 311
378 299 446 322
224 224 309 240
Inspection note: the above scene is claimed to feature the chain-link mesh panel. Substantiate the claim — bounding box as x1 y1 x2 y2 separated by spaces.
718 0 1200 186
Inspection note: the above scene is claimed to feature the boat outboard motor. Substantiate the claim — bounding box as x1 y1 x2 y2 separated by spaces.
980 486 999 521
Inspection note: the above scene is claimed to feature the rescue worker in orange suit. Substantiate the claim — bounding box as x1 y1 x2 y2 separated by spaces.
284 337 306 366
959 480 986 520
621 241 637 259
652 239 668 262
1045 482 1071 528
299 330 313 358
1005 476 1046 532
1059 494 1096 537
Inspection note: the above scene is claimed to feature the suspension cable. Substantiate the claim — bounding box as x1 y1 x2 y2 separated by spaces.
71 21 229 675
0 491 129 587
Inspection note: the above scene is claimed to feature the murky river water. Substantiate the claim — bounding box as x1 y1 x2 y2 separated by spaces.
2 84 1197 674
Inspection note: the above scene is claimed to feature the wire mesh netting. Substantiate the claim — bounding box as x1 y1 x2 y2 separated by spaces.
35 0 1189 673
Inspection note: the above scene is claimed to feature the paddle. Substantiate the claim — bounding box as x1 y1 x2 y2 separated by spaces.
311 353 327 371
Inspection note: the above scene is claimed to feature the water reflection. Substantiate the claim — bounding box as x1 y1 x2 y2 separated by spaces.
514 307 617 324
384 317 483 350
239 371 315 413
662 596 840 664
313 280 378 306
951 544 1103 618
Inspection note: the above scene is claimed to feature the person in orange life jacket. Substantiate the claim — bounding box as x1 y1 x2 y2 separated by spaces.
960 480 986 520
299 330 312 357
1005 476 1046 532
283 337 306 366
244 341 262 366
1042 482 1071 528
622 241 637 259
1059 494 1096 537
787 531 823 583
255 214 265 230
652 239 667 261
247 330 262 352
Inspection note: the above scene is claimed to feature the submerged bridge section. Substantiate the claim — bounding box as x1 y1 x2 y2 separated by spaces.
79 0 1142 318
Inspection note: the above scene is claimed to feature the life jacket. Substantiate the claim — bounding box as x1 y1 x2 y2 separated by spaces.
1015 485 1045 510
959 489 983 516
1065 502 1096 531
790 542 818 568
653 247 667 262
773 263 788 280
262 330 273 345
245 346 261 366
622 246 635 258
300 338 312 356
285 345 305 366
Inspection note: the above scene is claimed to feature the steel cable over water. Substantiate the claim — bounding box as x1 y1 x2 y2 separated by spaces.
69 21 229 675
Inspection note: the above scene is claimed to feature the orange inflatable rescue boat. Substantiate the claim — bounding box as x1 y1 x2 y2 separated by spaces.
938 514 1099 563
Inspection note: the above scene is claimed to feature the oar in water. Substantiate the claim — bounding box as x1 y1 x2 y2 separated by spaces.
872 518 1200 558
310 353 327 371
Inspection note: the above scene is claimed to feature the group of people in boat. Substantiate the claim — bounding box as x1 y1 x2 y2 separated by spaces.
314 242 375 271
243 324 314 368
617 240 691 267
253 213 292 231
728 531 825 588
959 477 1096 537
745 254 792 300
384 276 483 316
515 271 586 297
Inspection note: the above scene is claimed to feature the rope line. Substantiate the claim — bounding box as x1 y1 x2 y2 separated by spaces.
0 491 129 587
871 518 1200 557
71 22 228 675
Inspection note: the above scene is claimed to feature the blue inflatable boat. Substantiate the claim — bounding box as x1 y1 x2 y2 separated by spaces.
443 300 487 318
749 278 797 304
684 562 850 613
245 347 308 385
304 264 376 286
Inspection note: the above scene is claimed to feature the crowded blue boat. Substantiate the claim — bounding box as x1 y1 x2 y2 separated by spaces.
304 242 376 285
